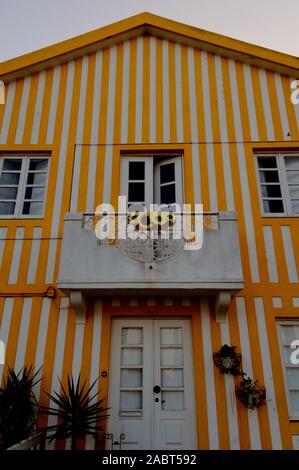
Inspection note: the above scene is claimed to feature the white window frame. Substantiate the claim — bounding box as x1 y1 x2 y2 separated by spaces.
0 155 50 219
277 320 299 420
120 154 184 210
255 153 299 217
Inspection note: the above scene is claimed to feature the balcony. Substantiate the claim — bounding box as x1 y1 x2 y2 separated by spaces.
57 211 244 318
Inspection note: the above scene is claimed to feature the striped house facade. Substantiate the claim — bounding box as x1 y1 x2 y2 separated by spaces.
0 12 299 449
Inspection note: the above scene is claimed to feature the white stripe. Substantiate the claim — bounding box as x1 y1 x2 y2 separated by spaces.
46 66 61 144
243 64 259 141
27 227 42 284
149 37 156 144
236 298 262 449
135 36 143 144
85 299 103 450
46 61 75 282
259 69 275 140
33 298 51 401
274 73 291 140
0 298 14 383
86 51 103 212
8 227 25 284
174 43 183 142
200 298 219 449
102 46 117 204
45 238 58 284
0 81 16 144
46 297 69 449
72 323 85 381
70 56 89 211
49 61 74 238
162 40 170 143
0 227 7 269
201 51 217 210
263 226 279 283
14 298 32 372
220 321 240 449
15 76 31 143
215 55 234 210
120 41 130 144
229 59 260 282
254 297 282 449
281 225 298 282
290 78 299 134
31 71 46 144
70 144 82 212
188 48 201 204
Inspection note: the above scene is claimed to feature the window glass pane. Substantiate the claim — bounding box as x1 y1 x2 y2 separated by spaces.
120 369 142 387
284 157 299 170
286 171 299 184
0 201 15 215
0 187 18 199
291 200 299 214
120 391 142 411
29 159 48 171
121 348 142 366
263 199 284 213
121 328 143 345
22 201 43 215
160 163 175 184
161 348 183 366
281 325 297 342
161 391 184 410
161 369 183 387
128 182 145 202
259 170 280 183
129 162 145 180
2 159 22 171
288 185 299 199
289 391 299 412
286 368 299 388
25 187 45 200
26 172 47 185
160 328 182 345
0 173 20 185
261 185 282 198
257 157 277 169
282 346 293 365
160 184 176 204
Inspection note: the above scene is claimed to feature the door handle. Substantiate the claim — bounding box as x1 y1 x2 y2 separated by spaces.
153 385 161 394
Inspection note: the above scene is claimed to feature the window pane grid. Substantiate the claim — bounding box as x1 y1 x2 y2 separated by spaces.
279 323 299 417
0 156 48 217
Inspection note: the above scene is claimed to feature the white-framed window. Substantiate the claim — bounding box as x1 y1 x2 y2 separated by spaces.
120 155 183 210
255 153 299 217
0 155 49 218
277 321 299 419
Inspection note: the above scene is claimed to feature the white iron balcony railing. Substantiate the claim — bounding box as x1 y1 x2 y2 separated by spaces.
82 211 219 263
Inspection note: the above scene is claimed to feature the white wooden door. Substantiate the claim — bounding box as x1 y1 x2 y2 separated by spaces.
108 318 197 450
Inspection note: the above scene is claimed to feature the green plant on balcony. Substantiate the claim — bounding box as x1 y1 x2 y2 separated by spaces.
0 366 40 449
40 374 109 450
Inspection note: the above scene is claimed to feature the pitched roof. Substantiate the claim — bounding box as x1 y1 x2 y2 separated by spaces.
0 12 298 81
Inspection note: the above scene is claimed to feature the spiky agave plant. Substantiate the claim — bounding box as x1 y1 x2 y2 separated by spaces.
0 366 40 449
40 374 109 450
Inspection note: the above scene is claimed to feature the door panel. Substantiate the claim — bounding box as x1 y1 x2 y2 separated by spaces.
108 318 197 450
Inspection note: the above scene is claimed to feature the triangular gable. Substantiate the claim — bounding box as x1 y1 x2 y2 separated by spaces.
0 12 298 82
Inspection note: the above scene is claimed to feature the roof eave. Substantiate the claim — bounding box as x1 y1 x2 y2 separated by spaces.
0 12 298 81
